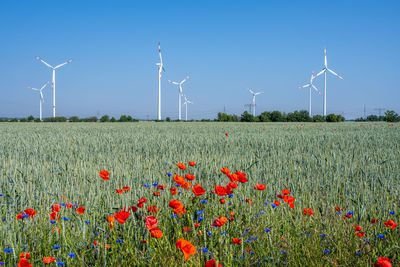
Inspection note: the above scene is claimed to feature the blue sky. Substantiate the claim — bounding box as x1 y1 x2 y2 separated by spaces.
0 0 399 119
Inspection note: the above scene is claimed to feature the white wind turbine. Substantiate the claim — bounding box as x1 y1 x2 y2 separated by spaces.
168 76 190 120
28 81 49 121
35 56 73 118
313 48 343 116
182 95 193 121
155 42 165 120
298 71 321 117
247 88 264 116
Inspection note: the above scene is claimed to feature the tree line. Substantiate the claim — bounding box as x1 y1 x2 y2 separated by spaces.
355 110 400 122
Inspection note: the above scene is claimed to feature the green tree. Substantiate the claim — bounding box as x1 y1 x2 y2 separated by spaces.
312 115 324 122
384 110 399 122
166 117 171 122
100 115 110 122
27 115 35 121
259 112 271 122
110 117 117 122
326 114 338 122
241 111 258 122
270 111 285 122
69 116 80 122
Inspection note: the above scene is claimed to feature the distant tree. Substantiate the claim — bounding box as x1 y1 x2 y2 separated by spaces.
87 116 98 122
34 118 41 122
166 117 171 122
119 115 128 122
110 117 117 122
325 114 338 122
20 118 28 122
298 110 312 122
366 115 378 121
336 114 345 122
384 110 399 122
10 118 18 122
127 115 133 122
27 115 34 121
241 111 258 122
100 115 110 122
44 117 67 122
270 111 285 122
312 115 324 122
69 116 80 122
258 111 271 122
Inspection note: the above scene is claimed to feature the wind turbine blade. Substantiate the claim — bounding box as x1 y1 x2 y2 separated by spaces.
35 56 53 68
324 48 327 67
55 59 73 69
162 66 165 72
158 42 163 63
180 76 190 84
168 80 179 85
255 91 264 95
28 86 39 91
312 84 322 95
40 81 50 90
40 92 45 103
298 84 311 89
327 68 344 80
247 88 255 95
313 69 325 79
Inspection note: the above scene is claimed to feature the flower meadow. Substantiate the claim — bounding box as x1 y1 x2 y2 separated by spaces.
0 122 399 266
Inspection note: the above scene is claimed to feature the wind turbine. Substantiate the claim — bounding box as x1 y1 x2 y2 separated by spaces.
35 57 73 118
28 81 49 121
155 42 165 120
182 95 193 121
313 48 343 116
247 88 264 116
298 71 321 117
168 76 190 120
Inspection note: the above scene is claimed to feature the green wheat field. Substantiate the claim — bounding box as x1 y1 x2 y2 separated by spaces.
0 122 399 266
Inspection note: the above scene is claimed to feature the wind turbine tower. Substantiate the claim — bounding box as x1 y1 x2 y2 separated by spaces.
28 81 49 121
247 88 264 116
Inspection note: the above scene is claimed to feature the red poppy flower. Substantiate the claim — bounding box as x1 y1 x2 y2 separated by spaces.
43 257 56 264
153 192 161 196
16 213 26 220
232 238 241 244
157 185 167 190
219 199 226 204
149 227 163 238
20 252 31 259
355 231 365 237
225 133 228 136
183 226 192 233
227 182 238 189
185 174 196 181
220 167 231 175
205 259 222 267
137 203 144 208
147 205 159 214
49 211 60 221
384 220 398 229
107 215 115 229
214 185 229 196
189 161 196 166
176 239 196 260
282 189 290 195
176 163 187 170
273 200 281 206
114 210 130 224
52 204 61 213
18 257 32 267
181 181 192 190
169 200 187 216
334 206 342 212
194 223 200 228
128 206 138 212
371 218 379 224
353 225 362 231
302 208 314 216
76 207 85 214
254 184 266 190
99 170 110 181
145 216 158 230
66 203 73 208
375 257 392 267
212 217 228 227
24 209 36 218
170 187 177 195
138 198 147 204
192 184 206 196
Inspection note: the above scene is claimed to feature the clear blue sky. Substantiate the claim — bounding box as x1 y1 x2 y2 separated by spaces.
0 0 399 119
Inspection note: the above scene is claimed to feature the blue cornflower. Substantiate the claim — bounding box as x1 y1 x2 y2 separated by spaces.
251 236 258 240
207 232 212 235
57 262 65 266
197 210 204 215
390 211 395 215
201 247 208 253
0 194 3 197
280 251 286 254
2 219 5 222
60 203 67 207
50 220 56 224
198 216 204 221
323 250 331 254
347 211 354 215
320 233 325 237
221 232 227 235
167 172 172 177
264 202 269 206
355 251 362 256
116 239 124 243
63 217 70 221
228 203 232 205
264 229 271 233
228 194 234 198
306 233 310 237
170 214 177 218
240 256 245 259
3 248 12 253
144 184 150 188
245 228 250 232
337 212 342 215
246 239 251 243
68 253 76 258
54 245 61 249
377 234 384 238
256 214 260 218
0 262 4 265
84 221 90 224
21 214 29 218
176 184 181 187
271 203 277 208
250 251 255 255
152 183 158 186
200 200 207 204
260 211 265 215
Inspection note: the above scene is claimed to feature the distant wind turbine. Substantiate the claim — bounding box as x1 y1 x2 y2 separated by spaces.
28 81 49 121
183 95 193 121
155 42 165 120
312 48 343 116
168 76 190 120
35 57 73 118
298 71 321 117
247 88 264 116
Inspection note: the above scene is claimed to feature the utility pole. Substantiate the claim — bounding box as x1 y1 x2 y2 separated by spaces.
364 104 366 119
374 108 385 117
